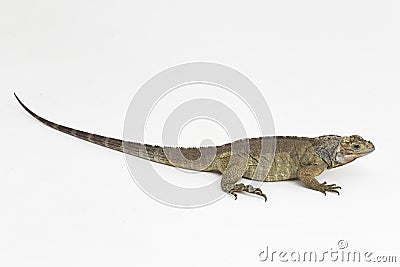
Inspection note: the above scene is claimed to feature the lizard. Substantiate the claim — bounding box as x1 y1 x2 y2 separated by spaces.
14 93 375 201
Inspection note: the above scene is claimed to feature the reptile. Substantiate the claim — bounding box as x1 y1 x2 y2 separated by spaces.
14 93 375 201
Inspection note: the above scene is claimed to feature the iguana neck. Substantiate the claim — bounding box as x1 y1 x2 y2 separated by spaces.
311 135 341 169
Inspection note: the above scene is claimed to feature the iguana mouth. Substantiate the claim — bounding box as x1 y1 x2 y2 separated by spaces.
359 150 374 156
363 143 375 154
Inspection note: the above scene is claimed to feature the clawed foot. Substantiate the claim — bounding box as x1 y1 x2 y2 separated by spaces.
228 183 267 202
316 181 341 195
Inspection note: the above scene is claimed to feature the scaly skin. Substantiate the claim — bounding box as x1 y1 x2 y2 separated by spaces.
15 94 375 201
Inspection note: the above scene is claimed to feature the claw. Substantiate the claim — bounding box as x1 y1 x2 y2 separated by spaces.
228 184 268 202
229 190 238 200
331 190 340 195
253 190 267 202
261 193 268 202
317 182 342 195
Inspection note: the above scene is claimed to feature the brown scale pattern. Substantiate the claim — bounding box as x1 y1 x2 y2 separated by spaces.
15 93 375 200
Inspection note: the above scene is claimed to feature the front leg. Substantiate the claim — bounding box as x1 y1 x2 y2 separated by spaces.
220 164 267 202
297 164 341 195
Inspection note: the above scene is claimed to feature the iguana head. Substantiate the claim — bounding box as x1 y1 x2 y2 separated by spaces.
332 135 375 167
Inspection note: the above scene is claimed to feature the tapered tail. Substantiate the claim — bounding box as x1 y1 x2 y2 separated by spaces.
14 93 216 171
14 93 172 164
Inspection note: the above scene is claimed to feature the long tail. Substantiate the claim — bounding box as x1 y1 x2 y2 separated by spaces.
14 93 216 171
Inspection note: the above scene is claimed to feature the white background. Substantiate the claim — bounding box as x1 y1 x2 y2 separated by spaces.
1 0 399 266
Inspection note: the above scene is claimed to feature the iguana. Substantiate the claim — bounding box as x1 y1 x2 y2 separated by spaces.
14 93 375 201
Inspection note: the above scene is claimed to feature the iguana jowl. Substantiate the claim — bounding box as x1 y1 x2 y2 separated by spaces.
15 93 375 201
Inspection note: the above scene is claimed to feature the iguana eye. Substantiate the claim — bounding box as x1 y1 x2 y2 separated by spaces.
351 144 361 150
